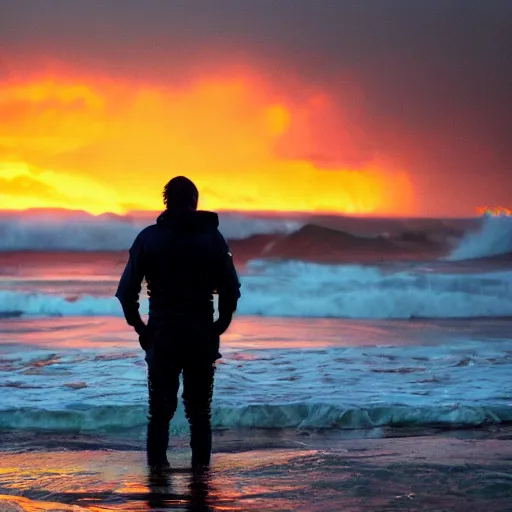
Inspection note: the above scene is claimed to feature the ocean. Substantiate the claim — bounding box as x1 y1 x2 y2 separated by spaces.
0 211 511 510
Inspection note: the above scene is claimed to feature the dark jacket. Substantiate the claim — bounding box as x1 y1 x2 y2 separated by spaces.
115 210 241 338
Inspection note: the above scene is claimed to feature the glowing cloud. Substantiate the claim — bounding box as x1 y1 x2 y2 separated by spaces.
0 69 415 215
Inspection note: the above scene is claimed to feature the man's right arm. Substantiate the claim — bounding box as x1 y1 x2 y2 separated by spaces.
115 231 147 336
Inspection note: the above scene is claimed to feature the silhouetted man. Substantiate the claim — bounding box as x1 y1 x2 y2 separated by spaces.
116 176 241 471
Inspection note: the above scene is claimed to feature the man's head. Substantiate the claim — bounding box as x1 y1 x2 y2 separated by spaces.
163 176 199 211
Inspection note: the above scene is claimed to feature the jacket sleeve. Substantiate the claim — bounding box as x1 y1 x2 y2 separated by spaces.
213 230 241 315
115 232 146 334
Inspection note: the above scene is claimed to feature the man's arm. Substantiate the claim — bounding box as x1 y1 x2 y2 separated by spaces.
213 230 241 335
115 233 146 335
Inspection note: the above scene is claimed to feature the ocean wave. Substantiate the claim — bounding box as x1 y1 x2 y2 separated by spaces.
448 215 512 260
1 403 510 433
235 223 451 264
241 261 512 318
1 262 511 319
255 224 408 263
0 211 301 251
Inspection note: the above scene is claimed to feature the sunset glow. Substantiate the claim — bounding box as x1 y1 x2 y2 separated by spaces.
477 207 512 216
0 71 414 215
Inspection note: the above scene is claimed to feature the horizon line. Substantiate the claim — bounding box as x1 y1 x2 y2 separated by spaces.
0 206 487 220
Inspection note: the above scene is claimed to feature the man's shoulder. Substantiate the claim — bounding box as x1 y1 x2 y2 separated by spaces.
130 224 158 251
212 227 230 248
138 224 158 237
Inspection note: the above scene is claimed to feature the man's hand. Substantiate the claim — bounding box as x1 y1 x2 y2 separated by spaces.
135 323 152 351
213 312 233 336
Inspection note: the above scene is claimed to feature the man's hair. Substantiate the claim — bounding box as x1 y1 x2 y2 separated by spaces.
163 176 199 211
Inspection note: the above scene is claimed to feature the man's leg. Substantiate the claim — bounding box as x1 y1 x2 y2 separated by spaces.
182 359 216 470
146 352 181 468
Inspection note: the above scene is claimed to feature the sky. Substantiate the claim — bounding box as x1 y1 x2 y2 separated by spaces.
1 0 511 216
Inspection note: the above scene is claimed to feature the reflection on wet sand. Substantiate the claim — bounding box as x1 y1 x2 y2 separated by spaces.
0 449 307 511
146 470 214 512
0 471 220 512
1 435 512 511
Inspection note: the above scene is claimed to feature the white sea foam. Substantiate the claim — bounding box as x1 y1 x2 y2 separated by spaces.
448 214 512 260
1 262 511 319
1 337 512 432
239 261 512 318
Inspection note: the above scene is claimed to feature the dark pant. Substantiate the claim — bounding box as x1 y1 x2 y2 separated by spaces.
144 320 217 468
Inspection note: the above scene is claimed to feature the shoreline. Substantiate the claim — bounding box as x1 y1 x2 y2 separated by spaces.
3 422 512 453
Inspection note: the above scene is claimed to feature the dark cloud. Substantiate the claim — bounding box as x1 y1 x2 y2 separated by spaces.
1 0 511 214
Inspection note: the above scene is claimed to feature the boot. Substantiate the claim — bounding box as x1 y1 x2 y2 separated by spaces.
147 420 170 470
190 424 212 472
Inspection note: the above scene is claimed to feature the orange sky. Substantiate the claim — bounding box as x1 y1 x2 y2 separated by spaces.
2 2 512 218
0 68 415 216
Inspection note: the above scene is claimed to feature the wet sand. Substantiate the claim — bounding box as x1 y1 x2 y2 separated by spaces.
1 428 512 511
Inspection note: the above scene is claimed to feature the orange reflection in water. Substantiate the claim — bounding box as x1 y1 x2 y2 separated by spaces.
0 316 442 357
1 440 511 512
0 251 125 281
0 495 83 511
0 316 412 353
0 449 312 511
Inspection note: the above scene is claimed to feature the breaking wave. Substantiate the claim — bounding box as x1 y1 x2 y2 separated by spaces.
0 211 301 251
448 214 512 261
1 403 510 433
1 262 511 319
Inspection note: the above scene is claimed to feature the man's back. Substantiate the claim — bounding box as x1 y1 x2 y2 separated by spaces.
140 210 227 314
116 208 240 331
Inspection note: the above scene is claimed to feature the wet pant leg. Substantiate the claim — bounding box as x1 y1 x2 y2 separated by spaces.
146 355 181 466
182 359 216 469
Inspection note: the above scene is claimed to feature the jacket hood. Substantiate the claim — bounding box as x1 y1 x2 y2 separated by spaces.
156 209 219 233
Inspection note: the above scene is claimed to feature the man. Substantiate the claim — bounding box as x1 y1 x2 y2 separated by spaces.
116 176 241 471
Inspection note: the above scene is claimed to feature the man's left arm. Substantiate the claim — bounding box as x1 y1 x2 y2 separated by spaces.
213 230 241 336
115 233 147 336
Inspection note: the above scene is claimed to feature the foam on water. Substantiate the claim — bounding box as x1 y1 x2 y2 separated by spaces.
1 332 512 433
241 261 512 318
1 262 511 319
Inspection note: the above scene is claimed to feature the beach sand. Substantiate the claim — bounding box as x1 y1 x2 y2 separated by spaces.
1 427 512 511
